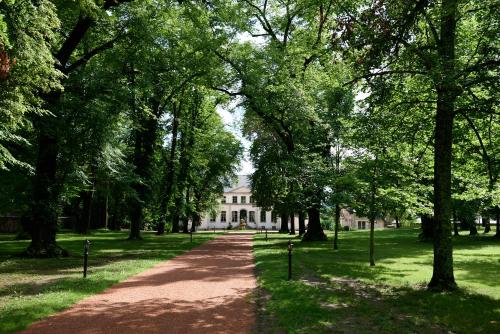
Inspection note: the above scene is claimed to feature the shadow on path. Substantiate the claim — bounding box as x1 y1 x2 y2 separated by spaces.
20 235 257 334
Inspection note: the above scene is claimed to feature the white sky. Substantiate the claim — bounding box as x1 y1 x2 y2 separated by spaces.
216 104 255 175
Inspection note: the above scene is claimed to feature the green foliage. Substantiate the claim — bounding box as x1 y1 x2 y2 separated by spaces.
0 0 62 169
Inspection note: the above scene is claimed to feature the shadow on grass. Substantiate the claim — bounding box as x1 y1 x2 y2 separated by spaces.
257 274 500 333
0 230 217 334
253 230 500 333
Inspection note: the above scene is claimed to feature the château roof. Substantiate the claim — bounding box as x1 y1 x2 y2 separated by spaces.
224 175 251 193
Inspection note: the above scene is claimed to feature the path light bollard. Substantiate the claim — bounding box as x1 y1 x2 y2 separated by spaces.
287 239 293 280
83 239 90 278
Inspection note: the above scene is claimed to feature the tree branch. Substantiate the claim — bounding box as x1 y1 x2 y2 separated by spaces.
64 36 120 73
344 70 428 85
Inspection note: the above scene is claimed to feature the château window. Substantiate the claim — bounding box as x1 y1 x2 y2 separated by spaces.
231 211 238 222
232 196 237 203
249 211 255 222
210 213 216 222
260 211 266 222
221 211 226 222
271 211 277 223
249 196 254 204
222 196 226 204
241 196 246 204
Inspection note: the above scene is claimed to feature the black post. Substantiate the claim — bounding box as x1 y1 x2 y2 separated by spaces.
287 239 293 280
265 229 268 241
83 239 90 278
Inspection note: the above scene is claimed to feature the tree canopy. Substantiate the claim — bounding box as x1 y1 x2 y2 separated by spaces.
0 0 498 292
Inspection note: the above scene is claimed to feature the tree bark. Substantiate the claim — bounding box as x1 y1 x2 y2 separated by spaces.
469 218 478 236
26 128 67 257
302 207 327 241
158 102 180 235
191 211 200 232
495 211 500 238
453 208 459 236
369 217 375 266
289 213 295 234
171 103 197 232
428 0 458 292
333 203 340 250
182 187 190 233
298 211 306 236
395 216 400 229
280 213 289 233
26 0 133 256
78 190 93 234
128 98 159 240
420 215 435 240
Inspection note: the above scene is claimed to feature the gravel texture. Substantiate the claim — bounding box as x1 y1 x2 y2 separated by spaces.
20 234 257 334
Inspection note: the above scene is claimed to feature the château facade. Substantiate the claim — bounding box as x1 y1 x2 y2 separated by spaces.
197 175 387 231
198 175 285 230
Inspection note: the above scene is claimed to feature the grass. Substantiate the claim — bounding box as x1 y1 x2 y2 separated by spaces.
0 230 217 334
253 229 500 334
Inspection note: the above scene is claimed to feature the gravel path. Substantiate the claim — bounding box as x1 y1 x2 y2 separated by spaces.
20 234 257 334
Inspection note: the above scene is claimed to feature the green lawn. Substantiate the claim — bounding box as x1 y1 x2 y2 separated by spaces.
0 230 217 334
253 229 500 334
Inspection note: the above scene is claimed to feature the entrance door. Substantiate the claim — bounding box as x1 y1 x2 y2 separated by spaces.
239 209 247 222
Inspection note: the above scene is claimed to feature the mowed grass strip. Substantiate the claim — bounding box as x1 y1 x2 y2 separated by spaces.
0 230 218 334
253 229 500 334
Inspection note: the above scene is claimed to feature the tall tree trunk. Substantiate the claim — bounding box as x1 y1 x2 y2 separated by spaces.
495 211 500 238
78 190 93 234
420 215 435 240
158 102 180 235
128 97 159 240
395 216 400 229
302 206 327 241
289 213 295 234
171 102 197 232
428 0 458 291
469 218 478 236
369 217 375 266
182 187 190 233
27 127 66 257
369 169 377 266
453 208 459 236
191 211 200 232
482 216 490 234
26 0 130 257
171 213 180 233
333 203 340 250
280 213 289 233
298 211 306 236
104 182 109 230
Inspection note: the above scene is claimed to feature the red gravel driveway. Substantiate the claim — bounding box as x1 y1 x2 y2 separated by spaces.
20 234 257 334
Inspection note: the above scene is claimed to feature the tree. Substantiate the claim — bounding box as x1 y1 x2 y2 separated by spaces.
0 0 61 170
340 0 499 291
26 0 133 256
